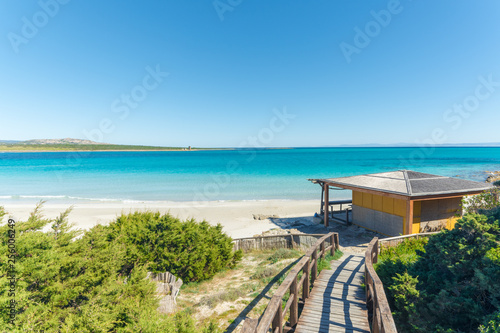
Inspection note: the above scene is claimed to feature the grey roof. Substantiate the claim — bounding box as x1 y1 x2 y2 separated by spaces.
314 170 493 198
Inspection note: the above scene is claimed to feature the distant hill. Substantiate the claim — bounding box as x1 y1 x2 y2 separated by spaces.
0 138 190 151
22 138 108 145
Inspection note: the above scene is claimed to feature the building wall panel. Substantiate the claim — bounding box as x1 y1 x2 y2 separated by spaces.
382 197 394 214
352 205 403 236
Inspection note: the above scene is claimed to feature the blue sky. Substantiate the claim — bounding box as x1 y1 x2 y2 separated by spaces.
1 1 500 147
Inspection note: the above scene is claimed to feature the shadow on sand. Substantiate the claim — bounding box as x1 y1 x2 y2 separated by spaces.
266 214 382 253
224 258 300 333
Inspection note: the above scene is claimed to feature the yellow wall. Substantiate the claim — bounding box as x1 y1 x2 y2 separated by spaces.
353 191 406 217
353 191 407 233
352 191 362 206
413 201 421 234
352 190 462 234
446 217 459 230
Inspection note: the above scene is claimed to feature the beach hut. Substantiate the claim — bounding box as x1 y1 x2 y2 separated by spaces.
310 170 493 236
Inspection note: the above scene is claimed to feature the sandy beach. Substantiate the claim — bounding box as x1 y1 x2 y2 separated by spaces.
2 199 323 239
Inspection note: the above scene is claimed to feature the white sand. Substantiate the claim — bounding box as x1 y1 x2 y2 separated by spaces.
2 200 322 239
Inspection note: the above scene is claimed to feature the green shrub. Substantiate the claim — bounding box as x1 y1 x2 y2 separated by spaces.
0 205 229 332
375 212 500 332
462 188 500 214
480 311 500 333
375 238 427 292
107 211 242 282
387 272 420 332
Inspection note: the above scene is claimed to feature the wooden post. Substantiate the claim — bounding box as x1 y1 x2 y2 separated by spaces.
330 234 335 256
303 260 310 300
373 307 381 333
290 278 298 327
320 241 325 258
311 250 318 285
320 184 324 215
323 183 329 227
272 307 283 333
241 318 258 333
405 199 414 235
334 233 339 250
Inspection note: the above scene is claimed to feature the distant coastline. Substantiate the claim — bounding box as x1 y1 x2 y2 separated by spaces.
2 145 500 153
1 136 500 152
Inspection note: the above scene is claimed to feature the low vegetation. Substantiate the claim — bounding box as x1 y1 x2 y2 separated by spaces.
375 209 500 332
462 186 500 215
0 204 240 332
0 203 344 332
177 246 343 330
178 247 305 329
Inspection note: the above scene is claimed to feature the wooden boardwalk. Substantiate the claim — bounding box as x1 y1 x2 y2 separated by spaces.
295 253 370 333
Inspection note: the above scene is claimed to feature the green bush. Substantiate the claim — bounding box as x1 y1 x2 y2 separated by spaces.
0 205 232 332
107 211 242 282
375 212 500 333
462 187 500 214
375 237 427 293
480 311 500 333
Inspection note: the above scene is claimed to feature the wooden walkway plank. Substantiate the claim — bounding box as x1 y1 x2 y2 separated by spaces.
295 253 370 333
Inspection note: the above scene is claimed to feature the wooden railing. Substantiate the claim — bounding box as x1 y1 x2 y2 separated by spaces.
365 238 397 333
365 232 438 333
242 232 339 333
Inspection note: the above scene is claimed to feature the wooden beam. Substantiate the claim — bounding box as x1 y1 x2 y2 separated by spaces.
410 191 485 201
323 183 329 227
320 184 324 214
405 199 414 235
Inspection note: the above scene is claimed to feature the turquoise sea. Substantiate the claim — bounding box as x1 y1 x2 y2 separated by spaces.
0 147 499 203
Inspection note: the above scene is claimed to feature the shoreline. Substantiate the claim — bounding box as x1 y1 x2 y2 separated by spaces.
0 149 219 153
1 199 322 239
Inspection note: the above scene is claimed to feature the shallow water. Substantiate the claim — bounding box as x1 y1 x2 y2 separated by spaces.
0 147 499 202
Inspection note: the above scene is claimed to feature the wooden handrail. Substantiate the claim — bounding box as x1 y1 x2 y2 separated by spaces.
378 232 440 247
365 238 397 333
242 232 339 333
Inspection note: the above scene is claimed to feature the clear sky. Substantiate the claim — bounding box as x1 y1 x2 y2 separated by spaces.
1 1 500 147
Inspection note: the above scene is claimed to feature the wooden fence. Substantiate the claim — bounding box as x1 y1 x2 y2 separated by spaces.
233 234 328 252
365 232 439 333
242 232 339 333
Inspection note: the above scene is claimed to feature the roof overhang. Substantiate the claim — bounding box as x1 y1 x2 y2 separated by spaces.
309 170 493 201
